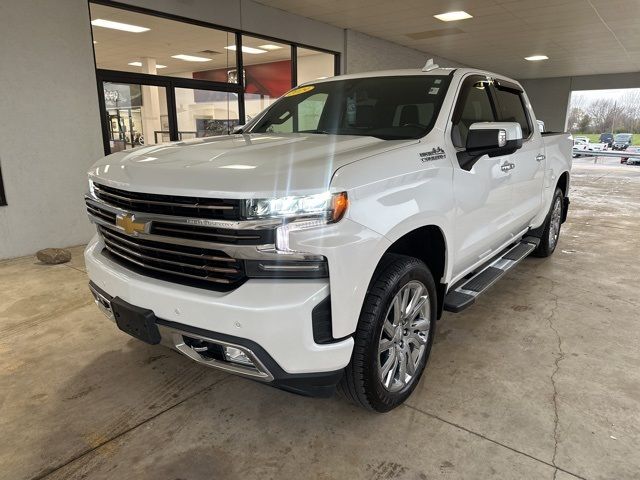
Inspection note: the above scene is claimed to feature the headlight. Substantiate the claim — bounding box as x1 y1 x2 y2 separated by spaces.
244 192 348 253
244 192 348 222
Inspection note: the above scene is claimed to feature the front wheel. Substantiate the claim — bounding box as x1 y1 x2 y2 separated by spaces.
339 254 437 412
533 188 564 258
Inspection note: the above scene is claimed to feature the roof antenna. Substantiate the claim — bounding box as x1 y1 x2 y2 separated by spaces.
422 58 439 71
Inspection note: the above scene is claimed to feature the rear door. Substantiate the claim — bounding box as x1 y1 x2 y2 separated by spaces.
449 75 514 278
492 81 545 232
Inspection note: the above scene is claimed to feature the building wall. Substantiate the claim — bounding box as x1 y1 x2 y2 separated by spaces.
520 72 640 132
344 30 463 73
0 0 104 260
0 0 463 260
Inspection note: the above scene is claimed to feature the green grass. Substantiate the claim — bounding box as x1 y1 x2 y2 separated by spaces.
573 133 640 145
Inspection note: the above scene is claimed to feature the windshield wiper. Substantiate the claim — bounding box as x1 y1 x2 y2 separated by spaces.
300 129 335 135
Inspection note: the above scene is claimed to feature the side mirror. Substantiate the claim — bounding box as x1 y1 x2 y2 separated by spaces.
466 122 523 158
232 124 245 134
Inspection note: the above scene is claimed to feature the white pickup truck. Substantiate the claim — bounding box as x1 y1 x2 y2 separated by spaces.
85 66 572 412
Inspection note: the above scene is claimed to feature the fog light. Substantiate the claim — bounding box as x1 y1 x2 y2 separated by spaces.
223 346 254 366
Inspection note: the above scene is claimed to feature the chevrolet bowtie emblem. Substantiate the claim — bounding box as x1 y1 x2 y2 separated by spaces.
115 213 146 235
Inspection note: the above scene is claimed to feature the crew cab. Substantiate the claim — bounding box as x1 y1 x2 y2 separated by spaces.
85 65 572 412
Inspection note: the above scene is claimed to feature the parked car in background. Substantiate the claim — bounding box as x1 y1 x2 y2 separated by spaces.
599 133 614 148
612 133 633 150
621 146 640 164
572 137 606 157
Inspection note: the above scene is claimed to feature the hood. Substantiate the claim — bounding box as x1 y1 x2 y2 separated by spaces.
89 133 416 198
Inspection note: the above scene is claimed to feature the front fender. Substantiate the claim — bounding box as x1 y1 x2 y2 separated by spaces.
291 219 391 339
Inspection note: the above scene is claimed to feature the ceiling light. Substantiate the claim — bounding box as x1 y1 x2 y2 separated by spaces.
525 55 549 61
128 61 166 68
434 11 473 22
258 44 283 51
224 45 267 54
219 164 256 170
171 54 212 62
91 19 150 33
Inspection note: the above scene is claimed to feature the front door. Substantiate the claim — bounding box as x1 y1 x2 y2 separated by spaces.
449 75 515 278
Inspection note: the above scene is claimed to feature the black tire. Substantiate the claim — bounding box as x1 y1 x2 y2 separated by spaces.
339 254 437 412
533 188 564 258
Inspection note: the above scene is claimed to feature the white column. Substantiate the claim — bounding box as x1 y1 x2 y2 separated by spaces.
140 58 162 144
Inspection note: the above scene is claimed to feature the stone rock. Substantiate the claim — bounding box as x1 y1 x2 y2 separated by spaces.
36 248 72 265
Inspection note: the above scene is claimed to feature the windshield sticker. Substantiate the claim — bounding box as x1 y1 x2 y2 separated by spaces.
428 87 440 95
434 79 442 84
285 85 315 97
419 147 446 162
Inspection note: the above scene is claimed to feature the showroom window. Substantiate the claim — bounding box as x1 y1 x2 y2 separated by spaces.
241 36 292 121
90 3 236 79
102 82 168 151
297 48 335 85
174 88 239 139
89 2 339 154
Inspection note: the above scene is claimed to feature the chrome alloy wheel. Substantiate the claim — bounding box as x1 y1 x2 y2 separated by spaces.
377 281 431 392
549 196 562 250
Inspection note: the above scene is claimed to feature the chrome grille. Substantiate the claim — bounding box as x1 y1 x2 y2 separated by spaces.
93 183 242 220
98 226 246 289
150 222 274 245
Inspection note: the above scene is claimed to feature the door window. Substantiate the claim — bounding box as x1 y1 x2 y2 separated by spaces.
451 77 495 148
494 88 531 138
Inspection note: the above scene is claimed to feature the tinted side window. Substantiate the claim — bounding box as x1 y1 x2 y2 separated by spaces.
452 79 495 148
494 88 531 138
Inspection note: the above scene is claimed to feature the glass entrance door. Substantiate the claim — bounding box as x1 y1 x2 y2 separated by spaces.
102 82 168 153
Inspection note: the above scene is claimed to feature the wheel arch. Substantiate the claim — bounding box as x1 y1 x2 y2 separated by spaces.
557 171 570 197
380 225 448 319
556 171 570 223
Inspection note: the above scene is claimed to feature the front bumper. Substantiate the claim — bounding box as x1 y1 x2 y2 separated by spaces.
85 236 353 395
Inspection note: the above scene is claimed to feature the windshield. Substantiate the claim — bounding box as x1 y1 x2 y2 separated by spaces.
615 134 632 141
247 75 451 140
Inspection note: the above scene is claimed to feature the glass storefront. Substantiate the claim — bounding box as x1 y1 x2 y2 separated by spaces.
90 3 236 78
90 2 339 153
102 82 168 152
297 48 335 84
175 88 239 139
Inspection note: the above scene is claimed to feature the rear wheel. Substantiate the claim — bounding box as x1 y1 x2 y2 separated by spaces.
339 254 436 412
533 188 564 258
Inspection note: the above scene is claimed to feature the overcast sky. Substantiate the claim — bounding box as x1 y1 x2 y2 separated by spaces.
571 88 640 104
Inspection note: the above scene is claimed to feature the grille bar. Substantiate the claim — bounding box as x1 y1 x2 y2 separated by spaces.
86 204 116 223
97 225 246 289
99 228 236 263
93 183 241 220
152 225 262 242
103 244 233 285
103 233 240 275
94 185 233 210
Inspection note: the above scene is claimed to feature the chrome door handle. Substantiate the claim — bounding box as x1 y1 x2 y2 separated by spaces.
501 162 515 172
536 154 546 162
